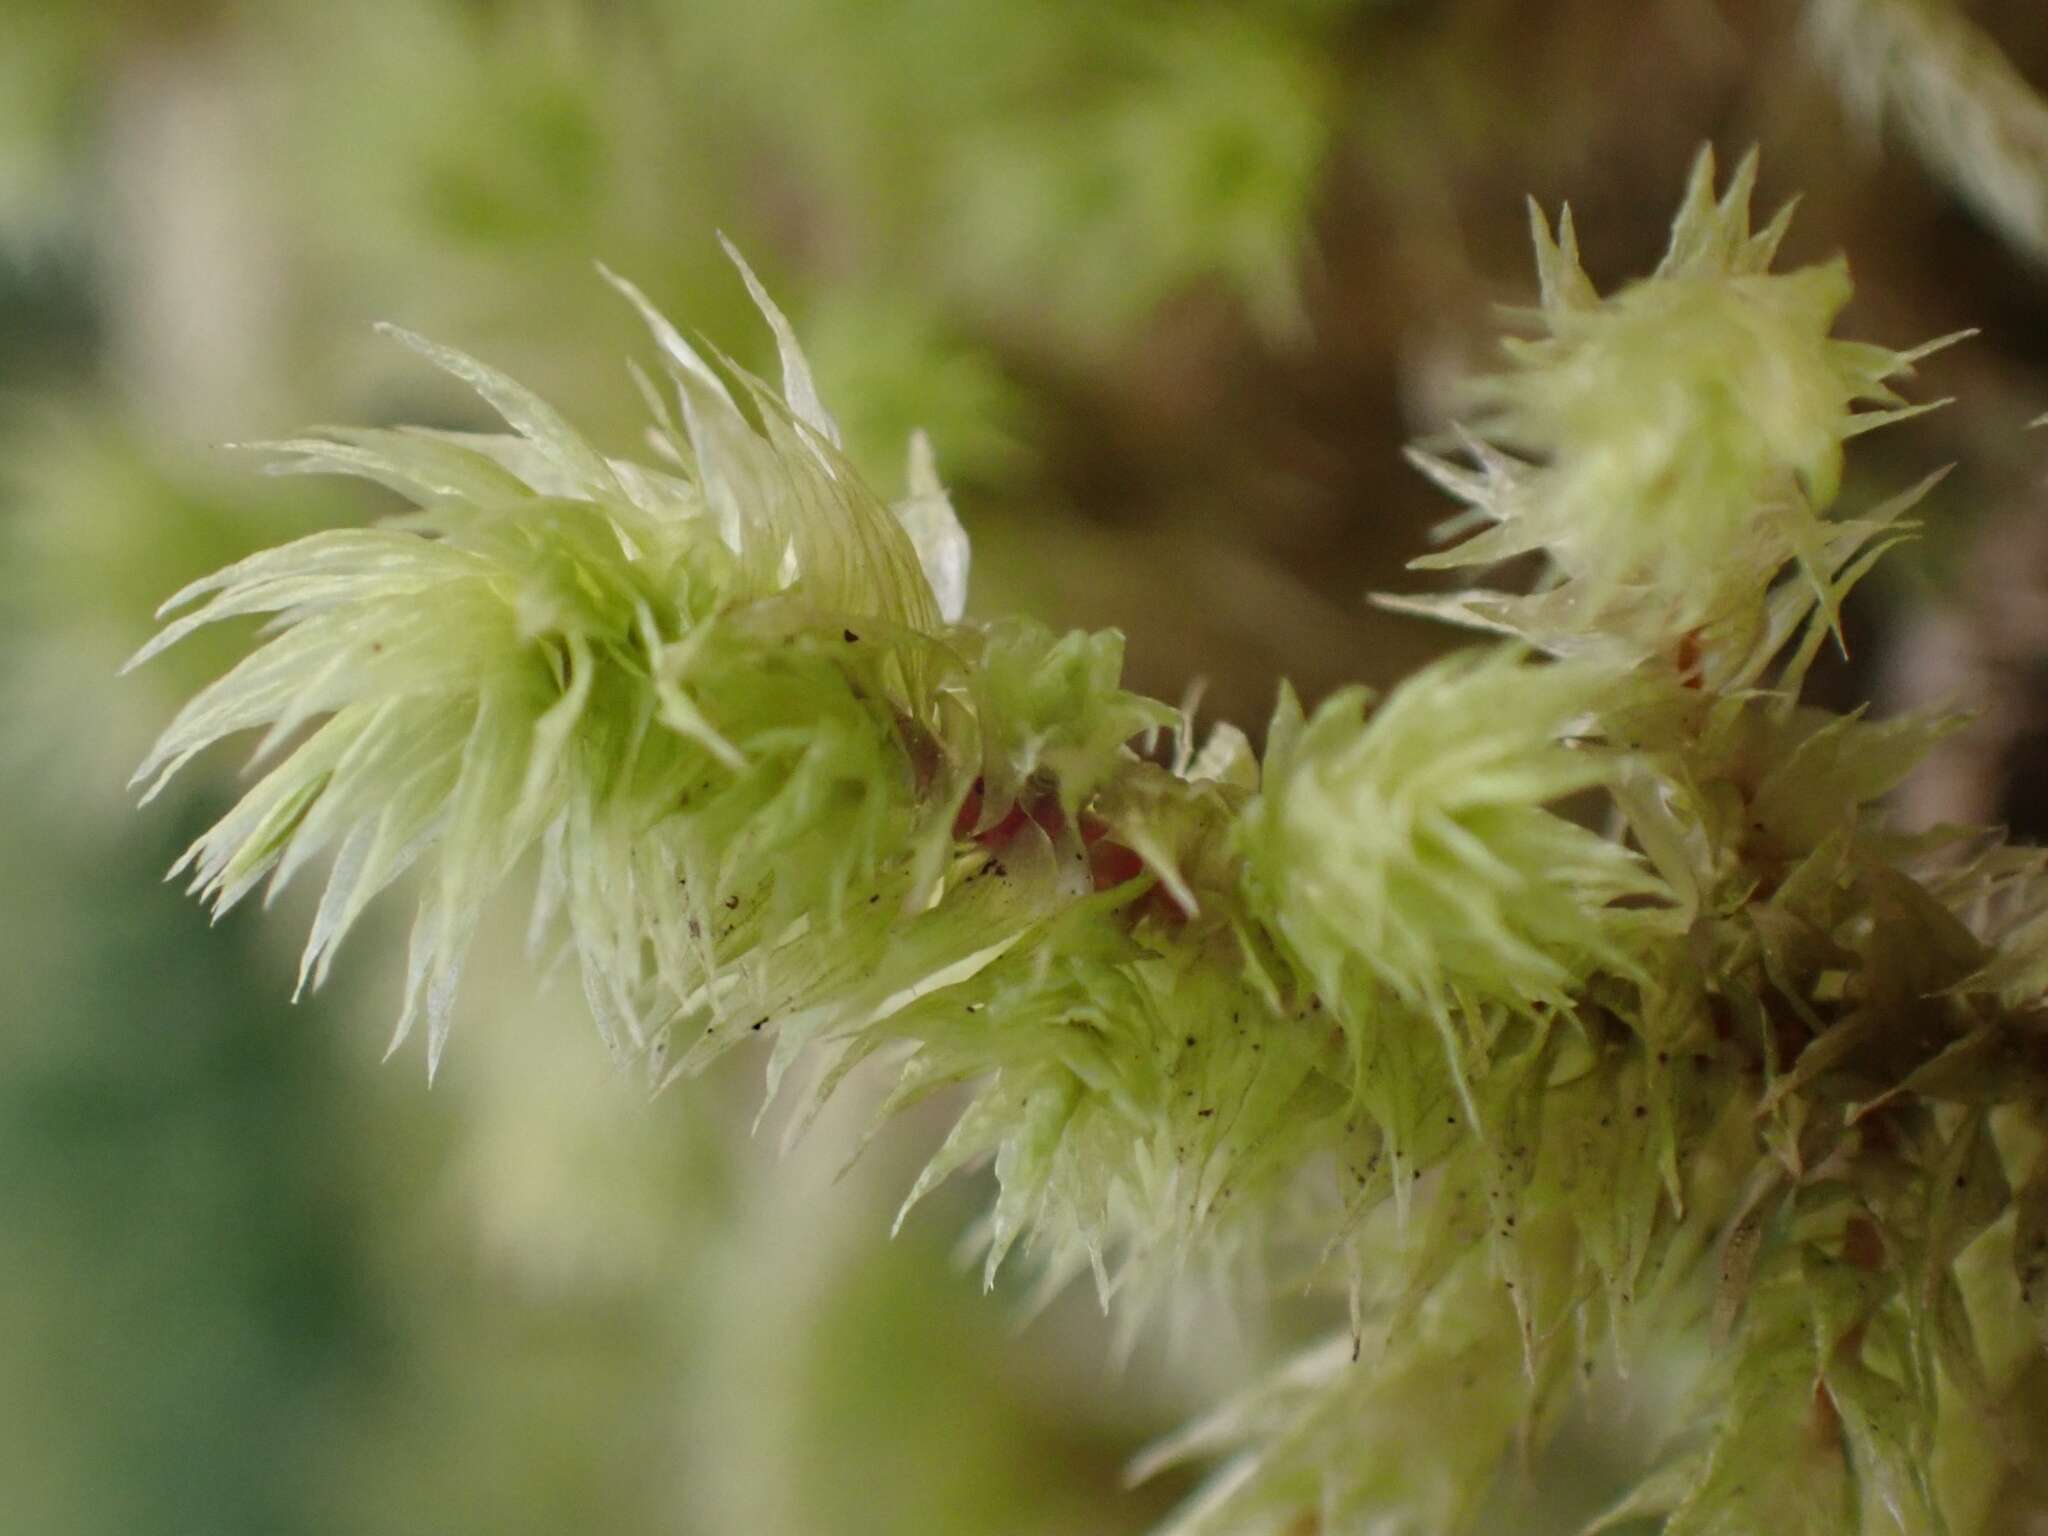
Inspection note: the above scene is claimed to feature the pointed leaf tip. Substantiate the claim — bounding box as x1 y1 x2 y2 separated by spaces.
716 232 842 449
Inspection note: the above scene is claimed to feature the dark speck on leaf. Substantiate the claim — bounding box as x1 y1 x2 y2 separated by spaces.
844 629 859 643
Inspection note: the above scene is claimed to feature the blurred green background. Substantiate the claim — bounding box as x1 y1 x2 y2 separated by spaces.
4 2 2048 1532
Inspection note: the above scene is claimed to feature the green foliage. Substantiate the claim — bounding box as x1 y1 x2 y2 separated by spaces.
129 152 2048 1534
130 258 966 1075
1242 650 1657 1023
1394 148 1960 671
0 414 342 807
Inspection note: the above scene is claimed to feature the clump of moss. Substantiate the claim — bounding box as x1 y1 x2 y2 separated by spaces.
131 153 2048 1534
